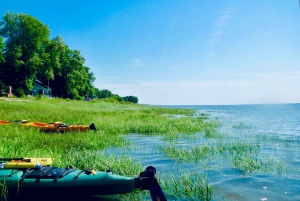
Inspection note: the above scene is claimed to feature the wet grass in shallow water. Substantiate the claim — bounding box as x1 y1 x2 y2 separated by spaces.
160 132 290 175
0 181 8 201
160 170 214 201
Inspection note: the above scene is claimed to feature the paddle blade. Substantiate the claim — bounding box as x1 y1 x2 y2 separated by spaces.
24 157 53 165
149 178 167 201
3 157 53 165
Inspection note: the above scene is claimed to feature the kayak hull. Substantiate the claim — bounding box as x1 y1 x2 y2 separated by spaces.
0 120 10 125
21 122 49 128
22 122 94 133
1 120 95 133
40 125 90 133
0 164 167 201
0 167 135 197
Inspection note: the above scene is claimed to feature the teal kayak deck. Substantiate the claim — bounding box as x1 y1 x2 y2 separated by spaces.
0 165 167 201
0 167 135 196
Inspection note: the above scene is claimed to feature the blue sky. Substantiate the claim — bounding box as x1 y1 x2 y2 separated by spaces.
1 0 300 105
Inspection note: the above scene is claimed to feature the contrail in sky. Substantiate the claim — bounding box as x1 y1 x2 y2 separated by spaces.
161 12 178 57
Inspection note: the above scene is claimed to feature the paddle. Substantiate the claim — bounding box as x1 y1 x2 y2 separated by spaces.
12 120 30 123
0 157 53 166
0 120 30 124
135 166 167 201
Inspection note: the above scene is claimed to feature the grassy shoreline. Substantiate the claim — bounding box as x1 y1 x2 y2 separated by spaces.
2 98 298 200
0 97 219 200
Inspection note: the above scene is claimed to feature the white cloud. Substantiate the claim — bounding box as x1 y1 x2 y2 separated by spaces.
102 75 124 80
141 80 256 88
254 74 272 78
253 71 300 81
215 7 237 28
168 67 179 71
161 47 166 56
97 71 300 91
208 6 239 59
234 73 245 77
127 79 141 83
130 58 145 67
94 70 300 105
286 71 300 80
208 38 222 47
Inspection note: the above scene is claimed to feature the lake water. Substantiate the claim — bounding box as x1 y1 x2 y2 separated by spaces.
108 104 300 201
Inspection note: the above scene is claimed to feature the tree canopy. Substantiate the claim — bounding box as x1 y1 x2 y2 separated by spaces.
0 12 138 103
0 12 50 96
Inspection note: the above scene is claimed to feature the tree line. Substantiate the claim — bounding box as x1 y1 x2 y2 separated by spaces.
0 12 138 103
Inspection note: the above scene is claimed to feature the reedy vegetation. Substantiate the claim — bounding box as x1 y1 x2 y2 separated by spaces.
159 130 297 176
0 97 217 200
2 98 297 200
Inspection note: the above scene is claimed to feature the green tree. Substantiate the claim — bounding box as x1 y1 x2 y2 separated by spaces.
0 37 5 92
0 12 50 96
96 89 114 99
0 37 4 63
0 12 125 101
123 96 138 103
43 37 95 99
66 50 89 99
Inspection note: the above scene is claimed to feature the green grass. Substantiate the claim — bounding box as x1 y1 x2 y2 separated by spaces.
0 97 221 200
159 132 291 175
2 98 298 200
0 97 209 137
160 170 214 201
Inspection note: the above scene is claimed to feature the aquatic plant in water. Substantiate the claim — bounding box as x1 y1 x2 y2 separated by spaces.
0 180 8 201
161 171 214 201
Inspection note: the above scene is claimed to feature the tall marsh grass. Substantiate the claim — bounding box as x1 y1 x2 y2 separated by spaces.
160 133 289 175
0 97 222 200
0 98 214 162
161 170 214 201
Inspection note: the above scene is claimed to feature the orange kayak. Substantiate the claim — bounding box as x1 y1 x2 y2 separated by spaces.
21 121 54 128
0 120 11 124
1 120 96 133
0 120 29 125
22 122 96 133
39 123 96 133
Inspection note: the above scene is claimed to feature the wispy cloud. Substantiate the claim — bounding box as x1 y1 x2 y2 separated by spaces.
171 12 178 30
254 73 272 78
98 71 300 91
130 58 145 67
141 80 256 88
168 67 179 71
286 71 300 80
288 72 300 80
95 71 300 104
254 71 300 80
208 6 239 58
161 47 167 56
234 73 245 77
97 80 256 90
162 12 179 57
103 75 124 80
98 83 135 89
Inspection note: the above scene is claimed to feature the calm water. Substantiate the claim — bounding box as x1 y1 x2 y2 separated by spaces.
108 104 300 201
